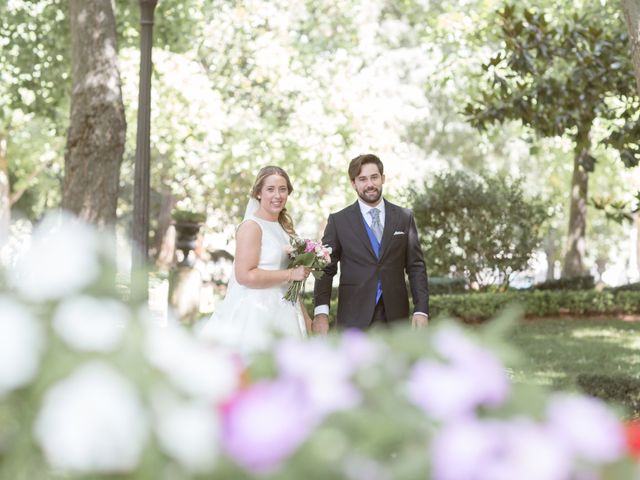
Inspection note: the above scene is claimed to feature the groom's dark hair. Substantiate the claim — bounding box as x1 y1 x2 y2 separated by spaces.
348 154 384 181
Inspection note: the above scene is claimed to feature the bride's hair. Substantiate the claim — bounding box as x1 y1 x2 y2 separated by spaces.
250 166 296 236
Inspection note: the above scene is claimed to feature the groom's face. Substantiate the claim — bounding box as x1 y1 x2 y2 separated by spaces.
352 163 385 205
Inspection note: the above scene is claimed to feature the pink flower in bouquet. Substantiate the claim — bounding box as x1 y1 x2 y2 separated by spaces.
304 239 318 253
315 244 332 263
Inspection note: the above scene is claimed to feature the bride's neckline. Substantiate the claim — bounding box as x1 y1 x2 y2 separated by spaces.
252 214 279 224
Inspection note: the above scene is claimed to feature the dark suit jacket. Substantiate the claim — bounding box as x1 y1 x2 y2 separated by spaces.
313 199 429 329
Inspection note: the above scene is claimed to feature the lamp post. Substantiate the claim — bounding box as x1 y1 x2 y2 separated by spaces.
132 0 158 301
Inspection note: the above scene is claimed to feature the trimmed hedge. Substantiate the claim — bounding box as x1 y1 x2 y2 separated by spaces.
431 290 640 322
429 276 468 295
607 282 640 293
531 275 595 291
303 288 640 323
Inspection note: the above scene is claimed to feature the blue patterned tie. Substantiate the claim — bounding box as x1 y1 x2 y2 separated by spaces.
369 208 383 243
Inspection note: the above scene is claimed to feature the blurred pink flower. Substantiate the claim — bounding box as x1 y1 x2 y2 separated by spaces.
485 420 571 480
221 379 315 473
275 338 360 417
432 419 498 480
546 393 627 463
432 418 571 480
406 326 509 420
340 329 381 369
625 420 640 460
407 360 478 419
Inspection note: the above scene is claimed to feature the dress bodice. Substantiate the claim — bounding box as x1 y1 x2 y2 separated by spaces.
247 215 290 271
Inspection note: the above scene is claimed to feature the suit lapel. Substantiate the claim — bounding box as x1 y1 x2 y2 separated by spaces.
378 200 398 259
347 202 377 258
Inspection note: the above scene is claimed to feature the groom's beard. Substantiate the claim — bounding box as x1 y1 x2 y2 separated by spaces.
358 187 382 204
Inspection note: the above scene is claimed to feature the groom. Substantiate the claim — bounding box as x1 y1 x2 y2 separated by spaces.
312 154 429 332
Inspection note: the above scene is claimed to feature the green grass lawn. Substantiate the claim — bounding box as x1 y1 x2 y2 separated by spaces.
508 318 640 387
506 317 640 417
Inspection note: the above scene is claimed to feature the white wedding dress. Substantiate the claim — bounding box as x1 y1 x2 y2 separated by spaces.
198 215 308 356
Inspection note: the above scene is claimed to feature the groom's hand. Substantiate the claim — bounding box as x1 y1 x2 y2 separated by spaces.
312 314 330 335
412 314 429 329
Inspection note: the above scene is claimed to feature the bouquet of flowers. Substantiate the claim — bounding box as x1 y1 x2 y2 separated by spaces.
283 237 332 303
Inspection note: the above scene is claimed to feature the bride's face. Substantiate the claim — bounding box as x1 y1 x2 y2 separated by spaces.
258 174 289 217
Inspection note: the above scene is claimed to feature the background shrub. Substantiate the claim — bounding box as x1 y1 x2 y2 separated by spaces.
410 170 549 290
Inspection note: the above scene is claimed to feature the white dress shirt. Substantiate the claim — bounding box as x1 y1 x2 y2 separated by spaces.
358 198 385 233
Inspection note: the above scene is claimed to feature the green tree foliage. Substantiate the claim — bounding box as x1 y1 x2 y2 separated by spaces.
464 4 639 278
0 0 70 124
0 0 208 226
0 0 70 227
116 0 446 241
186 0 369 222
411 170 548 289
466 5 637 149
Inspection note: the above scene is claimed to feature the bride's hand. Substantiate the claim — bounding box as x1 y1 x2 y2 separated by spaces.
289 266 311 281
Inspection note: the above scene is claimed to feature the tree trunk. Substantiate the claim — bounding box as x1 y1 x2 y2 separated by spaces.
622 0 640 94
63 1 126 228
0 133 9 246
561 138 591 278
542 230 561 280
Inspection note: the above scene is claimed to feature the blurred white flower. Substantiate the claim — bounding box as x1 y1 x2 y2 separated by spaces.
155 399 220 473
145 323 239 402
9 212 102 300
0 297 43 396
34 362 148 473
53 296 129 352
546 393 626 463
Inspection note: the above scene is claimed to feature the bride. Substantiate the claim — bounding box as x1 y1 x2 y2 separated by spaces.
198 166 312 355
